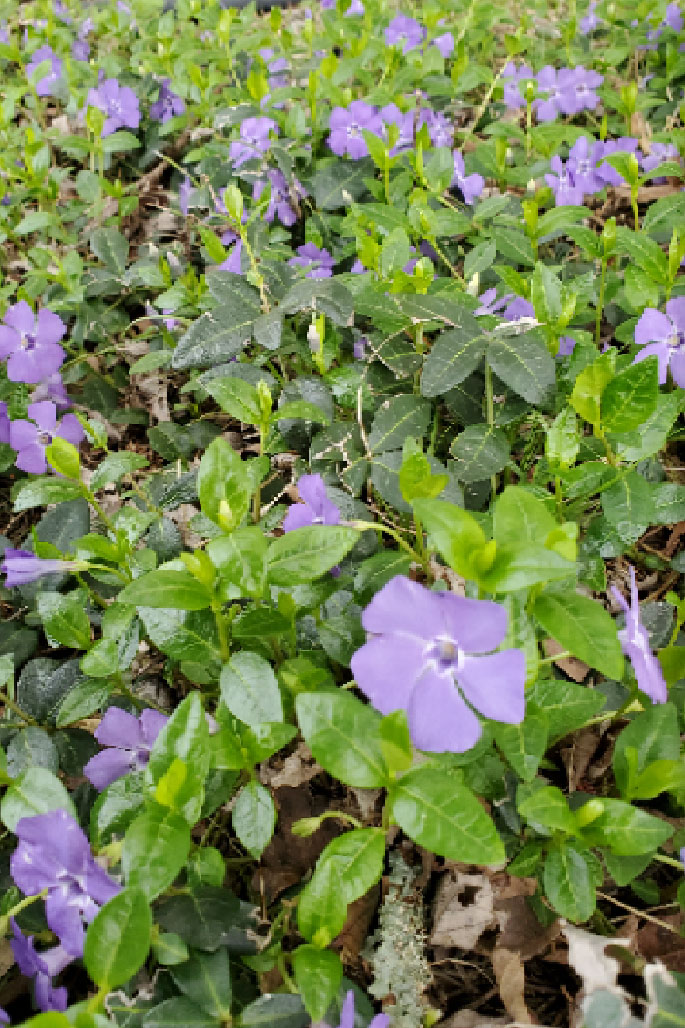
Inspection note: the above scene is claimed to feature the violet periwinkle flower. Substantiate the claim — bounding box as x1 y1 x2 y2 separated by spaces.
475 289 513 317
545 155 585 206
26 45 64 98
9 400 84 475
385 14 426 52
350 576 526 753
229 116 277 169
0 402 9 445
579 0 601 34
53 0 72 23
314 991 389 1028
534 66 577 121
178 175 192 216
10 810 121 957
72 38 90 61
501 61 534 110
503 296 535 321
282 473 341 532
0 22 9 45
328 101 383 160
611 567 667 703
558 336 577 356
633 298 685 387
452 151 484 205
597 137 639 185
433 31 455 57
150 78 185 124
641 142 680 181
86 77 140 137
380 103 415 155
345 0 364 16
253 169 305 227
217 231 243 274
418 108 453 148
1 549 79 588
0 301 66 384
11 919 70 1013
567 135 606 196
84 707 169 790
288 243 335 279
353 336 368 359
666 1 684 31
31 373 70 410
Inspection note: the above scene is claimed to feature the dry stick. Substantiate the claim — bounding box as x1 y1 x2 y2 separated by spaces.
596 890 680 933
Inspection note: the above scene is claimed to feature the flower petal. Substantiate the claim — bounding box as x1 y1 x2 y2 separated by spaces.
408 669 482 752
634 308 672 346
437 593 508 653
361 576 444 640
351 634 425 714
458 650 526 724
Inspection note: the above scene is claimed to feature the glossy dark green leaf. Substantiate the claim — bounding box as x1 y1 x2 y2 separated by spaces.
84 887 152 988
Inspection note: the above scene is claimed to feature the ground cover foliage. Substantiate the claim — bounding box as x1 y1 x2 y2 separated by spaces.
0 0 683 1023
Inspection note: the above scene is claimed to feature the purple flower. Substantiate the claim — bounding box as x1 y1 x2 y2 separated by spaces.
1 549 79 588
11 919 70 1013
611 567 667 703
345 0 364 16
282 474 341 532
328 101 383 160
288 243 335 279
385 14 426 52
179 175 192 215
452 151 484 205
545 155 584 206
580 0 601 34
502 61 534 110
72 38 90 61
569 66 603 113
31 373 71 410
84 707 169 791
229 116 277 169
666 1 684 31
433 31 454 57
53 0 72 23
217 231 244 274
150 78 185 124
558 336 577 356
11 810 121 957
9 401 84 475
380 103 415 155
503 296 535 321
353 336 368 359
350 576 526 753
0 301 66 384
567 135 606 196
535 66 578 122
0 402 10 445
597 137 639 185
418 108 453 148
253 169 305 227
641 142 679 181
86 77 140 137
314 991 389 1028
475 289 513 317
633 298 685 387
0 22 9 45
26 45 63 98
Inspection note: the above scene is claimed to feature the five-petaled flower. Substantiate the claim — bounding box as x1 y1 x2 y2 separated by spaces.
314 990 389 1028
26 45 63 97
288 242 335 279
282 473 341 532
84 706 169 790
11 809 121 957
384 13 426 52
633 297 685 387
9 400 84 475
351 576 526 753
0 301 66 384
86 76 140 137
10 919 71 1013
229 116 277 168
611 566 667 703
328 101 383 159
150 78 185 124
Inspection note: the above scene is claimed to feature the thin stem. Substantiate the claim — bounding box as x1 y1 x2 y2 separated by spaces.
595 256 607 347
484 359 497 497
597 890 680 934
212 603 231 662
0 692 36 725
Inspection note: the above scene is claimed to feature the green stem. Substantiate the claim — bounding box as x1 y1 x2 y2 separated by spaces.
212 603 231 661
595 256 607 348
0 692 36 725
484 359 497 497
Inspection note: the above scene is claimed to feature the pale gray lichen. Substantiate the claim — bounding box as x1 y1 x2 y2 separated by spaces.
364 852 432 1027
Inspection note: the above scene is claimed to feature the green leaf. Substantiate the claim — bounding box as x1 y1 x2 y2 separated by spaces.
267 526 359 585
613 704 680 798
297 858 347 946
172 300 258 371
315 828 386 904
487 329 555 403
220 650 283 725
202 375 261 424
122 804 191 899
146 693 210 824
142 998 218 1027
90 452 149 491
652 482 685 525
615 226 668 281
37 591 91 650
197 435 251 529
118 571 213 610
170 948 232 1019
479 544 574 593
56 678 110 726
492 227 536 267
309 160 368 210
13 478 84 511
292 946 343 1022
155 885 257 952
546 408 580 470
15 210 53 236
602 471 654 545
412 498 486 579
232 781 276 859
1 767 76 831
90 226 130 275
493 486 555 546
91 773 146 847
368 394 431 452
296 691 389 788
450 424 510 482
239 994 309 1027
421 323 488 397
380 227 413 278
276 400 330 424
543 844 596 922
518 785 576 833
392 766 505 864
601 358 659 433
209 528 267 598
570 349 616 428
578 797 673 854
533 587 623 679
493 714 548 782
526 679 606 743
138 609 221 675
84 887 152 989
